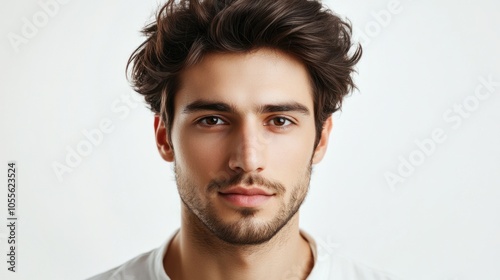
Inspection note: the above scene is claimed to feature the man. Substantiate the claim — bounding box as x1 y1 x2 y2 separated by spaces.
89 0 398 279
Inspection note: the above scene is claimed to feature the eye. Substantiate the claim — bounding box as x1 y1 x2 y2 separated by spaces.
267 117 294 127
197 116 227 126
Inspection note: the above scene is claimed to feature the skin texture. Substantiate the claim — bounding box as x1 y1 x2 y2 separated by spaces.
155 48 333 280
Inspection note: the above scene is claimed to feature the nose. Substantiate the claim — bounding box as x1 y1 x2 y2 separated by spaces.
228 121 267 173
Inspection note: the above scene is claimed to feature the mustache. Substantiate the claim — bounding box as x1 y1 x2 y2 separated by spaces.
207 173 286 195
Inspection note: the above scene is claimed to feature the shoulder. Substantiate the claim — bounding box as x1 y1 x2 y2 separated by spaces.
86 232 177 280
312 253 401 280
301 230 401 280
86 249 158 280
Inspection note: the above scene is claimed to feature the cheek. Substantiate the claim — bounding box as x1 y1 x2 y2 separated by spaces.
174 129 227 182
266 128 316 177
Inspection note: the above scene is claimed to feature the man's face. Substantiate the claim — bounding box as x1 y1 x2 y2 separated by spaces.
155 48 331 245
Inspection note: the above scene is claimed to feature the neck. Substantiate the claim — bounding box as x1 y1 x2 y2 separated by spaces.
164 206 314 280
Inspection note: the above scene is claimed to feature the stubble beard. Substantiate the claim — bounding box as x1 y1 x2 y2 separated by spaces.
175 163 312 246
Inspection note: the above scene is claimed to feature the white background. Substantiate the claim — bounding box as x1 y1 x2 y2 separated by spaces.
1 0 499 279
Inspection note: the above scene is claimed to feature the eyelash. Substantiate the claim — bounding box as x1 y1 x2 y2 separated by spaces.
197 116 228 126
264 117 294 129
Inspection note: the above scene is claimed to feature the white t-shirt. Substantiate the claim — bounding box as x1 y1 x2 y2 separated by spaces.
87 230 399 280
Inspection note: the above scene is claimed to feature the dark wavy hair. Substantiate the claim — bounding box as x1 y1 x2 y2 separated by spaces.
127 0 362 146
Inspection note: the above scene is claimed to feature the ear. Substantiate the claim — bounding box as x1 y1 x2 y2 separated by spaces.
154 115 174 162
311 116 333 164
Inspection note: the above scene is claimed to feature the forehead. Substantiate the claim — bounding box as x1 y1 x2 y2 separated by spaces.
176 48 314 111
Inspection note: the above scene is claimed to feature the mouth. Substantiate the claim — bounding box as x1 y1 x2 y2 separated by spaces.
218 186 275 208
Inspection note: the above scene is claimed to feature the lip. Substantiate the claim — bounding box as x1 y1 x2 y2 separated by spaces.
218 187 274 208
219 187 274 196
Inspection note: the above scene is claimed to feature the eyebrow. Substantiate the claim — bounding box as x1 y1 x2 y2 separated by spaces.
182 100 310 116
183 101 234 113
